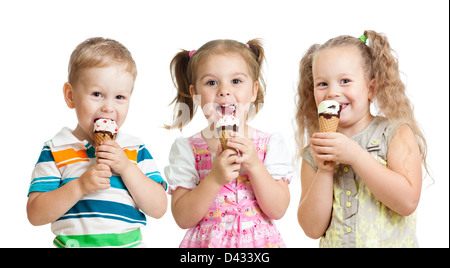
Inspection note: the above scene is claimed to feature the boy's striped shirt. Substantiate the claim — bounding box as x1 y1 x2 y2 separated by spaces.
29 127 167 248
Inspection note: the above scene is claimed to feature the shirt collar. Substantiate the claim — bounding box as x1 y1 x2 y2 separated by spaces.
51 127 143 148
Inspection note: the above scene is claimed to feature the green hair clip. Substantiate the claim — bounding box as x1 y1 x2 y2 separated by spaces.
359 35 367 44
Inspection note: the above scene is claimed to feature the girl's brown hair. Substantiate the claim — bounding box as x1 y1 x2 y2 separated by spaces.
166 39 266 130
295 30 429 176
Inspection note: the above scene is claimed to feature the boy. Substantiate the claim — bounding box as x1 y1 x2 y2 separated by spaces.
27 37 167 248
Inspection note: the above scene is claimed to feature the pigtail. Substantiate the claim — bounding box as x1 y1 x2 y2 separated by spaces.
365 30 415 125
364 30 408 121
295 44 320 158
165 50 196 130
364 30 430 179
247 39 265 69
246 39 266 117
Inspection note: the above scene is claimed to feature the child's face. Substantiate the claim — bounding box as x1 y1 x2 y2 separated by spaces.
64 64 134 144
312 47 375 131
190 52 258 125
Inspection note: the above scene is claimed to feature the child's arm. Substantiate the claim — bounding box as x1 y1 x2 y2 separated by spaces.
297 160 334 239
171 146 240 229
311 125 422 216
96 140 167 219
117 163 167 219
351 125 422 215
228 134 290 220
242 159 290 220
27 164 112 225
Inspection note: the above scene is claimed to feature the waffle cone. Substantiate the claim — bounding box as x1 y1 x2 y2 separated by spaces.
219 129 233 150
94 132 117 147
319 116 339 132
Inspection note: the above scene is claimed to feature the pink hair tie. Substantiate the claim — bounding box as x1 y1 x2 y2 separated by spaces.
246 44 250 48
189 50 197 58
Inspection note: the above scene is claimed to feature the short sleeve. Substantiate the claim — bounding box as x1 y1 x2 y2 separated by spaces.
263 133 295 183
164 137 199 193
28 145 62 196
137 144 168 191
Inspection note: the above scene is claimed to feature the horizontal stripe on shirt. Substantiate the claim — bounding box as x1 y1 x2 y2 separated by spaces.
58 199 146 225
53 228 142 248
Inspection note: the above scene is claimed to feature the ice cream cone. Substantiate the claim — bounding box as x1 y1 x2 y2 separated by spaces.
94 132 117 147
319 115 340 132
219 129 233 150
93 118 118 147
318 100 341 132
317 100 341 166
216 110 239 151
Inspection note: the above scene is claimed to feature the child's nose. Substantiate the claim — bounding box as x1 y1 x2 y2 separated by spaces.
218 85 231 97
326 85 341 99
101 100 114 113
219 92 231 97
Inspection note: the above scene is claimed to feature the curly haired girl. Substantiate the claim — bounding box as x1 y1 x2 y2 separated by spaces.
296 30 428 247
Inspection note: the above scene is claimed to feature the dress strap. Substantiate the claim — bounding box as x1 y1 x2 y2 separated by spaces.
366 119 389 152
365 119 390 166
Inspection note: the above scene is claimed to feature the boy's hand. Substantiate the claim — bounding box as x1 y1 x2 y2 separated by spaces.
96 140 131 175
208 144 240 186
78 164 112 195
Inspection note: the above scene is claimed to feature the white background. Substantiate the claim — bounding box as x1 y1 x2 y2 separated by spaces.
0 0 448 248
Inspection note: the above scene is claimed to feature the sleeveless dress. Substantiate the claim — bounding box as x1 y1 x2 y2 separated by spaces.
165 130 294 248
302 116 418 247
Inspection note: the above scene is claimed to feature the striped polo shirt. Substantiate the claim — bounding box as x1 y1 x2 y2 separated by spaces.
29 127 167 248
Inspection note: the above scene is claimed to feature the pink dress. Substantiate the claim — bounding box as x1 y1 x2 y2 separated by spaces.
165 130 293 248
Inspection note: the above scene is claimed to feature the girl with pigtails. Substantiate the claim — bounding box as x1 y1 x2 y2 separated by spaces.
296 30 429 247
164 39 294 248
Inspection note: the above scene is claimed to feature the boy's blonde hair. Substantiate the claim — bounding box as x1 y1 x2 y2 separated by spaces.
295 30 429 176
68 37 137 87
166 39 266 130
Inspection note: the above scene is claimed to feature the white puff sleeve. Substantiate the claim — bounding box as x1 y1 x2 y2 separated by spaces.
164 137 199 193
263 133 295 183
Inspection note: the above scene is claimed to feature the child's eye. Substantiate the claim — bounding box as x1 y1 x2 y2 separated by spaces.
206 80 217 86
232 79 242 85
92 92 102 97
340 79 350 84
116 95 125 100
317 82 327 87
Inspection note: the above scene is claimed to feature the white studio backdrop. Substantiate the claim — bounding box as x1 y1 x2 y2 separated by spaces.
0 0 448 248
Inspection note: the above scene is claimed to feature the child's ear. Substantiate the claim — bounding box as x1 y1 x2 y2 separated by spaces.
63 82 75 109
189 85 201 106
368 78 377 101
251 81 258 102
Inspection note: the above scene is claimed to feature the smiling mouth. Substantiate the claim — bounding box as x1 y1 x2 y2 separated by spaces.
340 103 349 110
216 104 236 117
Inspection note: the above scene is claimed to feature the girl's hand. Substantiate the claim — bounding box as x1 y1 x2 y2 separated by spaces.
310 132 363 170
96 140 132 175
208 144 240 186
227 133 260 172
